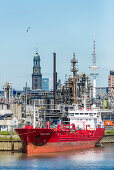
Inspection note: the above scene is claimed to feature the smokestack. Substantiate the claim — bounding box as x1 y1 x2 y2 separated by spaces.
53 52 56 108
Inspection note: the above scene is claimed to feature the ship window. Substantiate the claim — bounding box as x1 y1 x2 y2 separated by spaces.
80 119 82 121
94 113 96 115
75 113 79 115
86 119 88 121
80 113 84 115
70 113 74 116
89 119 91 121
85 113 88 115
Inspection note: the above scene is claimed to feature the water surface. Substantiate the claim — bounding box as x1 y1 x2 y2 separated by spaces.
0 143 114 169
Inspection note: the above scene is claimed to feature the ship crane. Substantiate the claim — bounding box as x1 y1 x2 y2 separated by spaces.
89 33 99 105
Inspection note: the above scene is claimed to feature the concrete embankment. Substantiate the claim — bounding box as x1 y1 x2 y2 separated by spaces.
99 135 114 143
0 139 22 151
0 135 22 151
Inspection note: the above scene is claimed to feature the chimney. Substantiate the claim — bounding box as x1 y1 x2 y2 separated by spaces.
53 52 56 109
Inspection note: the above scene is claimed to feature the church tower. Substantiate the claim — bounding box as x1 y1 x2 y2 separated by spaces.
32 49 42 90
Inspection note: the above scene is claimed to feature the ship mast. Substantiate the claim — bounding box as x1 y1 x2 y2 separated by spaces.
71 53 78 103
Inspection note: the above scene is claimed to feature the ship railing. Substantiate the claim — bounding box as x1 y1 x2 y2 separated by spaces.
56 127 95 137
55 123 89 132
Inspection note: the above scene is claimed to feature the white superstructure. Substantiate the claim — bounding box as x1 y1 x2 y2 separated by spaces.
68 96 103 130
69 106 103 130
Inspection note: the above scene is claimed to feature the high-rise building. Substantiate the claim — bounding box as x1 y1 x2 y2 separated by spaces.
42 78 49 91
108 70 114 96
32 50 42 90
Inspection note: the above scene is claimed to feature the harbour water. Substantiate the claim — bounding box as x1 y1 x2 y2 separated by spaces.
0 143 114 169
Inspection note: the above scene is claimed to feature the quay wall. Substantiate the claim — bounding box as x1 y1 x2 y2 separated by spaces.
0 135 113 151
99 135 114 143
0 140 22 151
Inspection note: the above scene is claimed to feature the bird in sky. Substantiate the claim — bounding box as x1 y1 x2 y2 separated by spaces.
26 27 30 32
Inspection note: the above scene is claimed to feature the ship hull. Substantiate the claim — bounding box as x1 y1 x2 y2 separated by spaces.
15 126 104 154
25 140 96 154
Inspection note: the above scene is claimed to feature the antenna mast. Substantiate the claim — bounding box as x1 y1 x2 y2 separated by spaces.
89 33 99 103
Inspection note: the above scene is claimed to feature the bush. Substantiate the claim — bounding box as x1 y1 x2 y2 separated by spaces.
0 131 11 135
105 130 114 135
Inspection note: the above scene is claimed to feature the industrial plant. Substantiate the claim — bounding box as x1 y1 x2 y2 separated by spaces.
0 35 113 131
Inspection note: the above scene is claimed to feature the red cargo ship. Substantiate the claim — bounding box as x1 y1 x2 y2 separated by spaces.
15 123 104 154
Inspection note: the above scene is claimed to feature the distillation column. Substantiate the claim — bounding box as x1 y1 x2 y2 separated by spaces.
71 53 78 103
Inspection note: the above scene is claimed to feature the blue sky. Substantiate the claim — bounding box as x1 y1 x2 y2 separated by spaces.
0 0 114 90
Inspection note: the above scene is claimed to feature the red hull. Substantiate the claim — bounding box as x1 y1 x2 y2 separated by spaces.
26 141 96 154
15 126 104 154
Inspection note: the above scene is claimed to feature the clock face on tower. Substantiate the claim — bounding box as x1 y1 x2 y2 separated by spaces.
34 68 38 74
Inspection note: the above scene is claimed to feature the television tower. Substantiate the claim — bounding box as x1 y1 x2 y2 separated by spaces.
89 33 99 102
